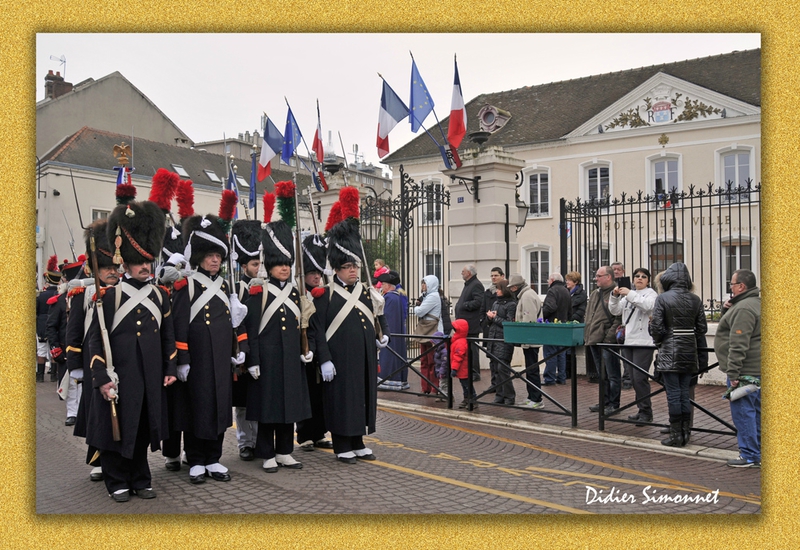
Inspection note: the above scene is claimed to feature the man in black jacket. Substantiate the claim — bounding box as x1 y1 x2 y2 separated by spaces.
36 264 60 382
541 273 573 385
454 264 484 381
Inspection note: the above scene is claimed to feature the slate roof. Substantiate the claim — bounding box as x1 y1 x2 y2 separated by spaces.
41 126 316 200
384 48 760 163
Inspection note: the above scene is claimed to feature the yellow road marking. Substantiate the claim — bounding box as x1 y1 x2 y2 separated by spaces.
360 459 594 514
381 408 760 505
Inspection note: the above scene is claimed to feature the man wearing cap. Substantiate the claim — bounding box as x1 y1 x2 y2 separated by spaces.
172 213 248 484
308 216 389 464
47 257 85 416
229 219 263 462
36 257 60 382
85 200 177 502
376 270 409 391
508 274 545 409
66 220 120 482
296 233 334 452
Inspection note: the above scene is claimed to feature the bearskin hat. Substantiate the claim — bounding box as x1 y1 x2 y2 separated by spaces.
302 233 327 275
262 220 294 270
160 223 184 262
231 220 263 266
326 218 362 270
107 200 166 266
84 219 115 269
182 214 230 267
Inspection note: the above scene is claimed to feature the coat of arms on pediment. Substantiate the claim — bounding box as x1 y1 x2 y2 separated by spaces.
605 84 724 131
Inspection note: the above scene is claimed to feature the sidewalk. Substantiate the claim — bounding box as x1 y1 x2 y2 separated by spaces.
377 372 740 459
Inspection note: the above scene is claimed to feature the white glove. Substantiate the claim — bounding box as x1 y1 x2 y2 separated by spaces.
69 368 84 381
300 351 314 364
229 294 248 328
248 365 260 380
167 252 186 267
231 351 246 366
320 361 336 382
177 364 190 382
376 334 390 349
158 265 182 285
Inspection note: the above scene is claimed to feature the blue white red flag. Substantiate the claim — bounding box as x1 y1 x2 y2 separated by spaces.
376 79 409 158
410 58 434 133
114 166 132 185
227 161 239 220
312 100 324 164
281 106 303 166
258 116 283 182
448 56 467 149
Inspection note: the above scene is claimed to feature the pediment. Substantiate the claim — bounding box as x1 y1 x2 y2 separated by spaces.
566 72 761 138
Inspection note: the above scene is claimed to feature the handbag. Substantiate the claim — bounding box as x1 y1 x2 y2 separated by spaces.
615 308 636 344
414 316 439 338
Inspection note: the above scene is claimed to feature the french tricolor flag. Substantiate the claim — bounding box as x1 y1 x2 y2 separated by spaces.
376 79 409 159
258 116 284 182
448 56 467 149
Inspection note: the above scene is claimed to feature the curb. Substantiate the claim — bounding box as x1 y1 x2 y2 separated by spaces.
378 398 740 463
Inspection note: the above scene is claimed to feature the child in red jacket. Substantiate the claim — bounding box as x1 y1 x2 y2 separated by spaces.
450 319 477 409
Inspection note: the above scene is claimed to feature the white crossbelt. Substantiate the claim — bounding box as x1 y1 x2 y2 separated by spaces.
259 283 300 334
326 282 374 341
112 282 161 333
189 273 229 323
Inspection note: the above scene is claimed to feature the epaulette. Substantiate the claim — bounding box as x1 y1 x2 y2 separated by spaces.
92 287 109 302
310 287 326 299
174 278 188 291
68 287 87 298
46 295 59 305
157 284 171 297
249 285 263 296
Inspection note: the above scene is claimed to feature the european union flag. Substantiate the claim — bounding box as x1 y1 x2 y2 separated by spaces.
410 59 434 133
249 151 257 210
281 106 303 165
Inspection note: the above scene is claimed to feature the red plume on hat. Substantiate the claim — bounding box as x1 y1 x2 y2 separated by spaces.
218 189 238 233
115 182 137 206
176 179 195 221
325 201 342 232
47 255 58 273
339 186 360 220
148 168 179 212
263 192 275 223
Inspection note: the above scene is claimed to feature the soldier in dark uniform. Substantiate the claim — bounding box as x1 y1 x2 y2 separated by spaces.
230 219 263 461
308 213 390 464
66 220 120 482
244 215 312 472
296 233 333 452
36 256 60 382
172 213 248 484
85 200 177 502
47 257 85 414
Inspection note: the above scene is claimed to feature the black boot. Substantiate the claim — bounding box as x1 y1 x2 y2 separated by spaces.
681 413 692 446
36 363 45 383
661 420 684 447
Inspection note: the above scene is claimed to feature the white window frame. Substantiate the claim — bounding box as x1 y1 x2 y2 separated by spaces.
583 244 610 292
523 244 551 296
719 235 755 294
715 144 755 203
420 248 443 283
91 209 110 222
579 159 612 205
645 152 682 208
420 179 443 226
648 239 685 277
204 169 221 184
522 165 551 219
172 164 190 178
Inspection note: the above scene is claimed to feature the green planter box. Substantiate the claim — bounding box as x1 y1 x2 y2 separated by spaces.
502 322 585 347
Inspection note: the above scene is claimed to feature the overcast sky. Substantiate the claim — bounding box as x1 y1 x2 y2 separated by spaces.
36 33 760 173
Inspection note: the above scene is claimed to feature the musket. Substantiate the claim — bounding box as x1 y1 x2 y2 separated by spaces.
61 210 77 261
337 132 383 340
90 233 121 441
69 168 88 230
49 237 59 264
293 172 310 355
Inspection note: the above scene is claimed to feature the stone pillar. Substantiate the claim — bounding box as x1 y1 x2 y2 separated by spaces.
446 146 525 299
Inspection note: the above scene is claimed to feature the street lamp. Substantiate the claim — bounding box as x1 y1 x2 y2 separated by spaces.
515 193 529 233
504 193 530 276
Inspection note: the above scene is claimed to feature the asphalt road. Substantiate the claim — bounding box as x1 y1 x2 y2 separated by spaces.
36 382 760 514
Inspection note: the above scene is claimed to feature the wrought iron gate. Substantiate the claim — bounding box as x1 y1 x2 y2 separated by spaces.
360 165 450 322
559 180 761 318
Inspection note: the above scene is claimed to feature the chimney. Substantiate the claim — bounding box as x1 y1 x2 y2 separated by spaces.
44 70 73 100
